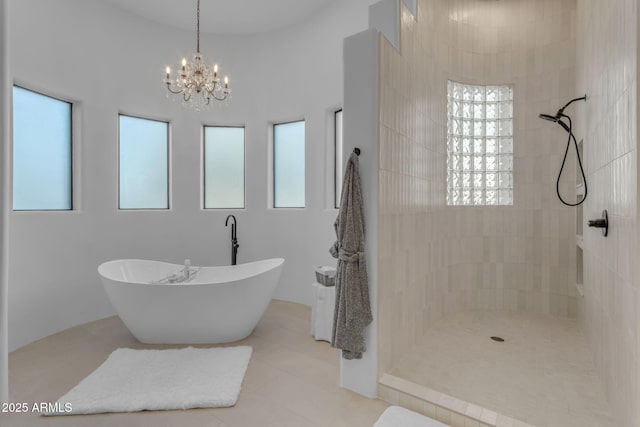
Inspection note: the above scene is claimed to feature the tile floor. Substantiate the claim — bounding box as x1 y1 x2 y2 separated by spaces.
5 300 389 427
389 310 617 427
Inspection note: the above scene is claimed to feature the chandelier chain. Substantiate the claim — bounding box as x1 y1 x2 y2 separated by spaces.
196 0 200 53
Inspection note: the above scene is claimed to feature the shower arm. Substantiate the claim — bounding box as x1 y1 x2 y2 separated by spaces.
556 95 587 119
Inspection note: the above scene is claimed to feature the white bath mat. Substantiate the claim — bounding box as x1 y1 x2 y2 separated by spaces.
374 406 450 427
45 346 252 416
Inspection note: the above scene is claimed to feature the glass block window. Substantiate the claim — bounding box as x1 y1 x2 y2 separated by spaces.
13 86 72 210
447 81 513 206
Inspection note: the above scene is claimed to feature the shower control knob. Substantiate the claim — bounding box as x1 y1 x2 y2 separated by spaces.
588 210 608 237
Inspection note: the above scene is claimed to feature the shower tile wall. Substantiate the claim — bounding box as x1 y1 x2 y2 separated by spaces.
576 0 638 425
378 0 579 376
378 0 450 375
445 0 579 317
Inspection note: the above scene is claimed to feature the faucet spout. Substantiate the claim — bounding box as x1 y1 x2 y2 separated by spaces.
225 215 239 265
225 214 236 228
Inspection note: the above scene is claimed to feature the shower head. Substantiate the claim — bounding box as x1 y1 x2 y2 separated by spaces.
539 113 559 122
539 95 587 133
539 113 571 132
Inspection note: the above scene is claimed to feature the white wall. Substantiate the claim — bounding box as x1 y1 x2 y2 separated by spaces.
7 0 375 351
0 0 11 403
340 27 380 398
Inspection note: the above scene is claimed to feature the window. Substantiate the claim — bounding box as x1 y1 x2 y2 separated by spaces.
13 86 72 210
273 120 305 208
447 81 513 206
204 126 245 209
335 109 343 208
118 115 169 209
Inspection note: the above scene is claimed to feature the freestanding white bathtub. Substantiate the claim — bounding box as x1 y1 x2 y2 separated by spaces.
98 258 284 344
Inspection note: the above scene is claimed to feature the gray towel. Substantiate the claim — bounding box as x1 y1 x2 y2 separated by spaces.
330 152 372 359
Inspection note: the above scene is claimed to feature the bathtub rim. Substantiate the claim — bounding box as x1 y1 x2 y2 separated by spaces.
98 257 285 286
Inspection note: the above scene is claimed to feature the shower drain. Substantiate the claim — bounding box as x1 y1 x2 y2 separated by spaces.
490 336 505 342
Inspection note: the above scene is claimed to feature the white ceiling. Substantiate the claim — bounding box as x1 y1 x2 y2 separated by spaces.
103 0 340 36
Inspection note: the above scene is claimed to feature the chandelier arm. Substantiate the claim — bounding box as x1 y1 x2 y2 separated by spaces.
203 82 217 94
183 93 192 102
166 85 185 95
212 92 228 101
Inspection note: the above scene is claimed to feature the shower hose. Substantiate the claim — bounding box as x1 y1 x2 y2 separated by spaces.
556 114 587 206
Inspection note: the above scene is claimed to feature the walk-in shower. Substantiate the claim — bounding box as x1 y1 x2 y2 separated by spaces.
539 95 588 206
377 0 619 425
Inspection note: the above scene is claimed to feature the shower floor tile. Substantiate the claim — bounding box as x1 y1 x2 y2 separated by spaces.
388 310 616 427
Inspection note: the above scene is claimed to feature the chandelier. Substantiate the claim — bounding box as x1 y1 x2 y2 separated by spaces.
163 0 230 111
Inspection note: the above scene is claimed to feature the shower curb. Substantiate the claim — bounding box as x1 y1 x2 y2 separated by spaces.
378 374 536 427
